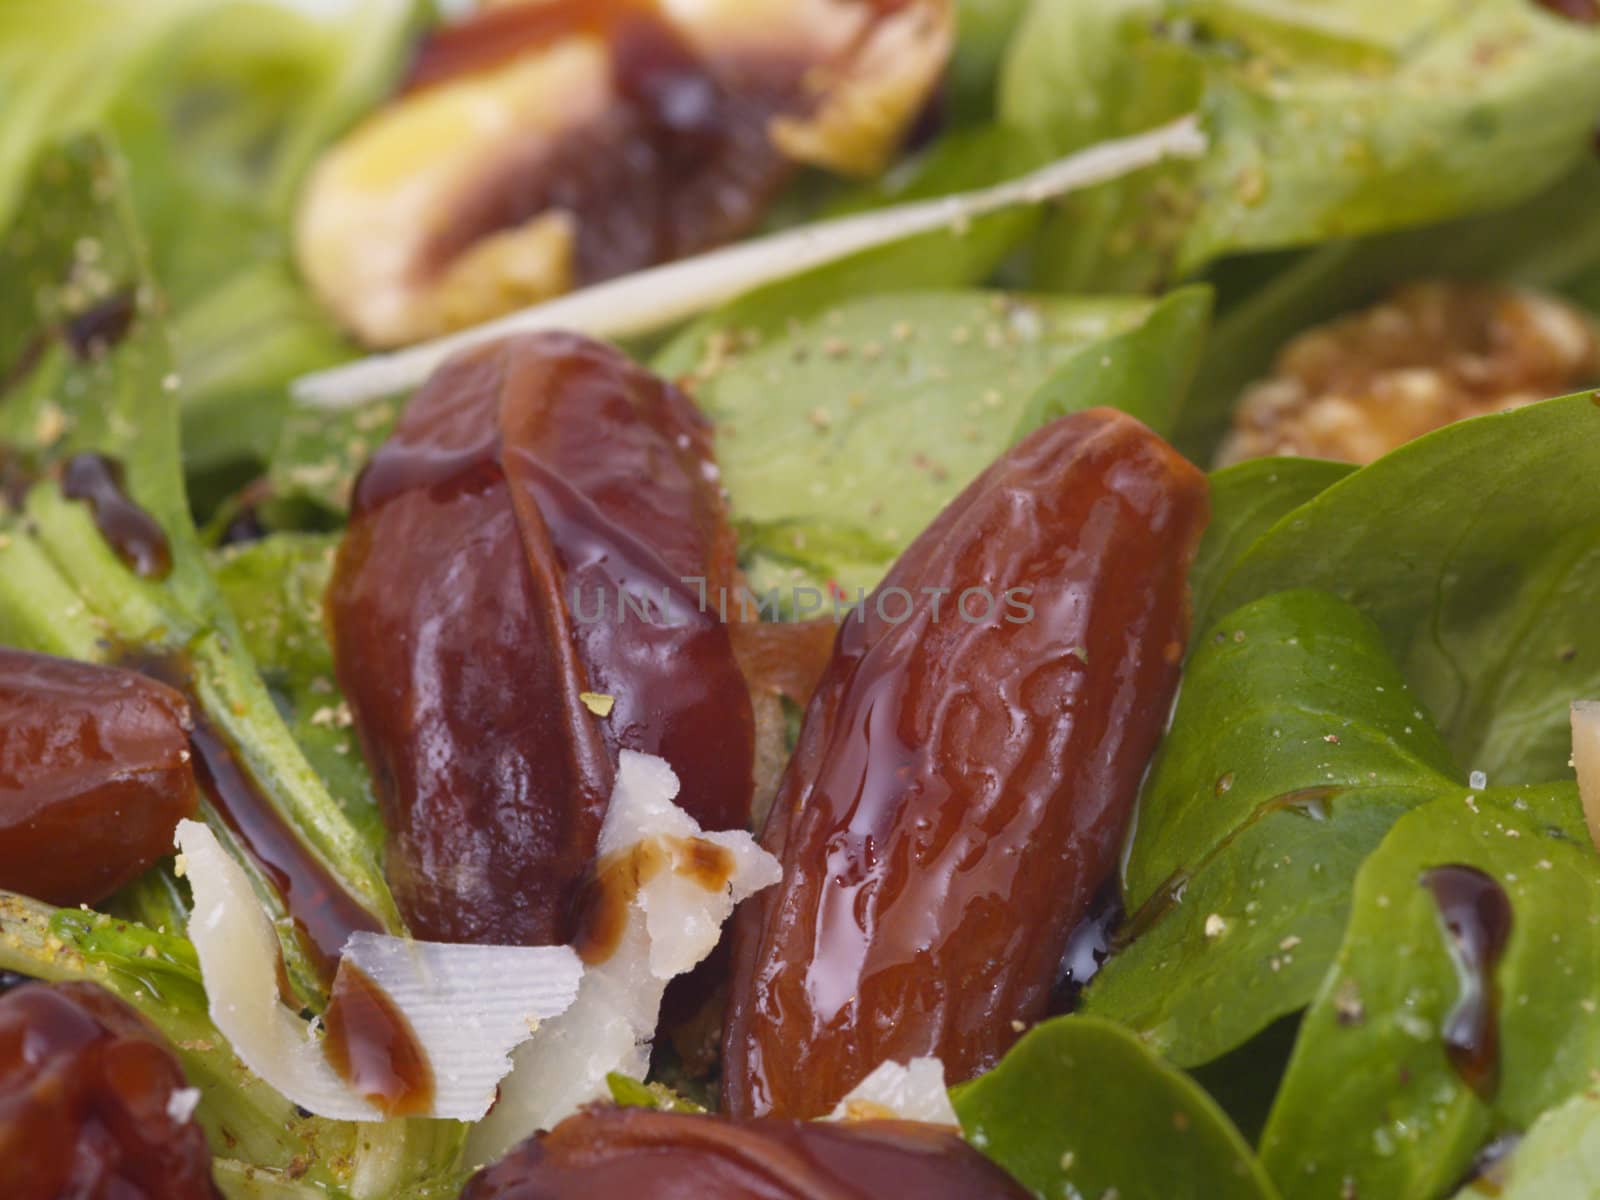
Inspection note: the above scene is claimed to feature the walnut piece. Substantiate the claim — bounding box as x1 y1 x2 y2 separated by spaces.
1218 282 1600 466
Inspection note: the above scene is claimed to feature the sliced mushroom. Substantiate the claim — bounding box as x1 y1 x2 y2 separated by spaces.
1218 282 1600 466
294 0 952 348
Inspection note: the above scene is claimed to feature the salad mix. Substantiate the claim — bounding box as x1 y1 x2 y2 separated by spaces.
2 1 1600 1198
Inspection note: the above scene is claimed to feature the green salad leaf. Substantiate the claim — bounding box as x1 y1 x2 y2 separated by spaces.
262 392 399 526
1204 392 1600 785
998 0 1600 296
212 533 382 855
1261 784 1600 1199
954 1014 1280 1199
1450 1090 1600 1199
0 0 424 502
0 891 465 1199
0 136 399 996
652 123 1048 385
1188 0 1463 67
1426 523 1600 788
999 0 1204 294
949 0 1032 122
692 287 1209 599
1178 0 1600 273
604 1074 708 1115
1087 589 1456 1066
1189 458 1356 626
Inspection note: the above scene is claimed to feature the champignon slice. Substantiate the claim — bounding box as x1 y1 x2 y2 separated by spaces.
294 0 952 348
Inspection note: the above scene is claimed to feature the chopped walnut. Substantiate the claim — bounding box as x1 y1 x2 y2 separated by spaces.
1217 282 1600 466
295 0 951 348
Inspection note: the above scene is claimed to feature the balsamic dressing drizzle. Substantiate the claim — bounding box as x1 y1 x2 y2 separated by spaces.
63 291 137 361
59 453 173 580
128 655 385 985
1420 864 1513 1098
322 963 434 1117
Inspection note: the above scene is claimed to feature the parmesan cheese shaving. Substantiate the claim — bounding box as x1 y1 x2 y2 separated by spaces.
467 750 781 1161
1574 701 1600 852
291 116 1206 409
175 820 582 1122
826 1057 960 1128
342 931 584 1119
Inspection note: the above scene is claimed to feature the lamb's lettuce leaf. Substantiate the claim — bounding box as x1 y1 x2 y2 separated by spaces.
212 533 382 856
1087 589 1456 1067
1261 785 1600 1199
953 1014 1279 1200
652 124 1048 384
1450 1090 1600 1200
0 136 400 990
686 287 1209 598
1205 392 1600 786
949 0 1032 123
999 0 1600 298
261 393 400 526
0 126 467 1200
0 0 424 501
1189 457 1356 626
1440 524 1600 787
999 0 1203 294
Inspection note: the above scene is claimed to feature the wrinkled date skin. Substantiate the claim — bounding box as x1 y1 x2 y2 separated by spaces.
0 649 197 906
461 1104 1029 1199
0 981 218 1200
723 408 1209 1118
329 332 755 945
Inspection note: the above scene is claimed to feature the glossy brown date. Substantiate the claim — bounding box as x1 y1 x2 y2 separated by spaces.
329 332 754 945
0 648 197 906
0 981 218 1200
460 1104 1029 1199
722 408 1209 1118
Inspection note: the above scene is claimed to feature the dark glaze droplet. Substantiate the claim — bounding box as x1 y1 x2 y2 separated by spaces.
60 453 172 579
574 835 735 966
63 291 137 361
323 963 433 1117
1420 864 1513 1098
0 969 35 992
1051 880 1125 1013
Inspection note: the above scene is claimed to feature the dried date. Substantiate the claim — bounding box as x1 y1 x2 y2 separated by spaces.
0 981 217 1200
461 1104 1028 1198
722 409 1209 1117
0 649 197 906
329 333 754 945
